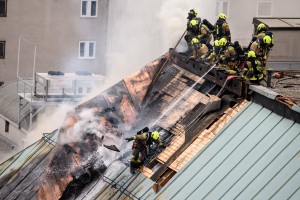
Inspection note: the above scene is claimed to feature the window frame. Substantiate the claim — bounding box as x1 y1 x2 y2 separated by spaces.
257 1 273 17
0 41 5 59
5 120 9 133
81 0 98 18
216 1 229 19
78 41 96 59
0 0 7 17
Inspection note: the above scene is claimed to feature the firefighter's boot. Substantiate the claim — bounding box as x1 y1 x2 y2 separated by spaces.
130 162 136 175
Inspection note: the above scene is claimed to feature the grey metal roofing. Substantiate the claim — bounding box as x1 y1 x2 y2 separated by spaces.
153 101 300 200
254 18 300 29
87 165 155 200
0 81 30 130
0 131 57 199
0 136 18 163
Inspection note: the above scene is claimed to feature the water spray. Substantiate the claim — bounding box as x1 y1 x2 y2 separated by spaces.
151 63 217 128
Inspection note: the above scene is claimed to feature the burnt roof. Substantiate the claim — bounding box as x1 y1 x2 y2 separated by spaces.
0 51 299 200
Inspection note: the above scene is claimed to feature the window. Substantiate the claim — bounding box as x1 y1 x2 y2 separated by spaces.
257 1 273 17
78 87 83 93
0 41 5 59
216 1 229 18
81 0 98 17
0 0 7 17
5 120 9 132
79 41 96 59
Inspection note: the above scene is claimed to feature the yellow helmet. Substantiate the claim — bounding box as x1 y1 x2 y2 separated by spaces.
151 131 160 140
214 40 219 47
263 35 272 44
219 13 227 20
191 9 198 16
191 37 199 45
190 19 199 27
187 9 198 19
257 23 266 31
248 51 256 58
219 38 227 46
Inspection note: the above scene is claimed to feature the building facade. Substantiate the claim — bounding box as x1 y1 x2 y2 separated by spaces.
213 0 300 45
0 0 108 83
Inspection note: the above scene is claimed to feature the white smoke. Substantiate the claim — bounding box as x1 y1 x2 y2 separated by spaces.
105 0 216 85
22 0 218 149
24 103 74 148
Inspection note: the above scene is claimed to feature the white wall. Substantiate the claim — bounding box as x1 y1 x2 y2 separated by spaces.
227 0 300 46
0 117 26 148
0 0 109 83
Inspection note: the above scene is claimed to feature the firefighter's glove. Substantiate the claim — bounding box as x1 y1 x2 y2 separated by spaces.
159 142 167 148
189 56 196 61
125 138 133 142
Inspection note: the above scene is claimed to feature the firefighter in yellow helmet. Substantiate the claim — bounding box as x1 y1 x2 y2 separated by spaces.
241 51 264 83
197 21 213 50
250 35 273 66
219 38 245 74
185 9 201 46
205 40 221 63
214 13 231 42
125 128 163 174
247 23 274 50
189 37 209 61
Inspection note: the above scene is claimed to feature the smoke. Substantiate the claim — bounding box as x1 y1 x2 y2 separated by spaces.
24 104 74 148
58 108 99 145
57 107 126 147
21 0 219 149
105 0 216 85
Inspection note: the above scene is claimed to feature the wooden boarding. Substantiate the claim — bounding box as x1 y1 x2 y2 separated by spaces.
171 50 246 97
169 100 249 172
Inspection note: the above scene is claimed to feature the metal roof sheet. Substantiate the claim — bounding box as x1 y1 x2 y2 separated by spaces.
257 18 292 28
0 130 57 197
0 81 30 130
92 165 155 200
255 18 300 28
154 101 300 200
249 85 278 99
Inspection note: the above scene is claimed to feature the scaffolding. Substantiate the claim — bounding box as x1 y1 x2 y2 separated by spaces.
17 72 105 130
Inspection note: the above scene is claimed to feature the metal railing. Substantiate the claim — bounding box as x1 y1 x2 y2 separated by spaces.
17 77 46 103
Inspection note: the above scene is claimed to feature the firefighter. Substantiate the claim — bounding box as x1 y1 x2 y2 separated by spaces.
214 13 231 42
205 40 221 63
247 23 274 50
256 23 269 39
242 51 264 83
219 38 245 74
189 37 209 61
125 128 163 174
250 35 273 66
185 18 201 50
185 9 201 45
197 21 213 50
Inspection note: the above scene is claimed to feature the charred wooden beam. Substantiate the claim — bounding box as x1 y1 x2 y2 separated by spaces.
170 49 247 97
150 99 232 181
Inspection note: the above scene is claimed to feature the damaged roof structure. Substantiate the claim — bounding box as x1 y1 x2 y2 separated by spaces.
0 47 300 200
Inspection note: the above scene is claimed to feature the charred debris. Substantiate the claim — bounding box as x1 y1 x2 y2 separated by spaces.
0 49 299 200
